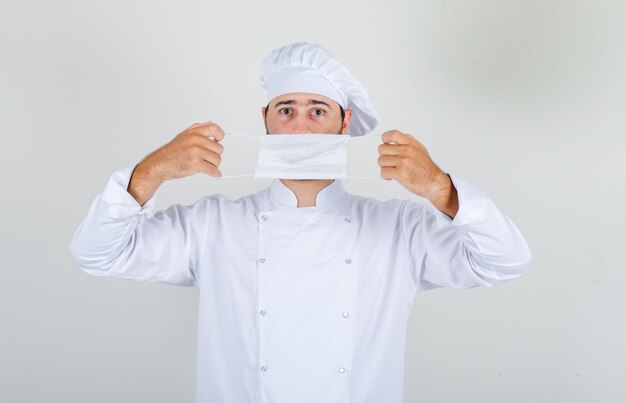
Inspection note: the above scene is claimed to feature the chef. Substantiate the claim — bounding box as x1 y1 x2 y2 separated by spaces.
70 41 533 403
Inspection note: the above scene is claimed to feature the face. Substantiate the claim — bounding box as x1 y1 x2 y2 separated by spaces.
262 92 352 135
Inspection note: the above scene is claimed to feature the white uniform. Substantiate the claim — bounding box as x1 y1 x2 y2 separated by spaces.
70 165 532 403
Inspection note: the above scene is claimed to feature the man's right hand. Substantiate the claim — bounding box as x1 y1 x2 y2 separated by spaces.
127 121 225 206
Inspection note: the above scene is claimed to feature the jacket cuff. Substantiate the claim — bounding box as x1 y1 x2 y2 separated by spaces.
100 164 157 217
425 174 489 226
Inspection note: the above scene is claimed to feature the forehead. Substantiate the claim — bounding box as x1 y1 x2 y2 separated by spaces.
269 92 338 108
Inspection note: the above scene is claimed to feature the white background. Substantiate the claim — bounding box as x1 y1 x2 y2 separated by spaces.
1 0 625 402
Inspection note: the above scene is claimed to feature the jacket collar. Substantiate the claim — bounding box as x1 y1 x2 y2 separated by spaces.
268 178 346 209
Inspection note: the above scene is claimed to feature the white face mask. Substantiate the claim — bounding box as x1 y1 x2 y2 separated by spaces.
254 134 350 179
216 133 380 180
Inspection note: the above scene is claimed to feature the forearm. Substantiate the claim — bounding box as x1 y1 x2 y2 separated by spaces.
127 155 165 206
425 173 459 220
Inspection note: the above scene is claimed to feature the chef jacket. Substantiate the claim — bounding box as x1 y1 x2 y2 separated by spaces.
69 164 532 403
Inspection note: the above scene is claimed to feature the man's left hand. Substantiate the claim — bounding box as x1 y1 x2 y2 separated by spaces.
378 130 459 219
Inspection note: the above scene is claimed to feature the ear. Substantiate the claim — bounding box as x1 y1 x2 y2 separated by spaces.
341 109 353 134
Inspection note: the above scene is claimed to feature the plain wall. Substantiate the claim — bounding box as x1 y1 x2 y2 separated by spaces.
1 0 625 402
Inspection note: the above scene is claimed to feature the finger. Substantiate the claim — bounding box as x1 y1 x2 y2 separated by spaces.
381 130 413 145
380 166 398 181
377 155 400 168
191 123 225 142
378 143 406 156
198 148 222 168
196 136 225 155
189 120 211 127
190 131 225 158
206 123 225 142
196 159 222 178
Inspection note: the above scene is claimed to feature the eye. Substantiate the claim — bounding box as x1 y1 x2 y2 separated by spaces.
279 108 292 115
312 108 325 116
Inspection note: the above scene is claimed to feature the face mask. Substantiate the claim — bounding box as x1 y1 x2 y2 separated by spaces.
217 133 380 180
255 133 349 179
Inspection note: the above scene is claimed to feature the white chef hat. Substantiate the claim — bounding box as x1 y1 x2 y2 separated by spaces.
259 41 381 136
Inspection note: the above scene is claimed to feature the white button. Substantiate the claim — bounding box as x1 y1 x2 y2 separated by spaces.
261 215 268 221
345 217 351 223
259 258 266 264
342 312 349 318
338 367 345 374
345 258 352 264
259 310 267 316
261 365 268 372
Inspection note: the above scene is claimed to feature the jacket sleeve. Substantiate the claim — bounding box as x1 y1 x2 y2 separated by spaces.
402 175 532 291
69 165 202 287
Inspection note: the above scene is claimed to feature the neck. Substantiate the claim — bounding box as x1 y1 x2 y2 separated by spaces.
280 179 334 208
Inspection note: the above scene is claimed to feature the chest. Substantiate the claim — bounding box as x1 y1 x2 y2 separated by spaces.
255 208 356 294
202 202 407 304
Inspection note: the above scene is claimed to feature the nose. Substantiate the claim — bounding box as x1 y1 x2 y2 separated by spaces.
290 114 313 134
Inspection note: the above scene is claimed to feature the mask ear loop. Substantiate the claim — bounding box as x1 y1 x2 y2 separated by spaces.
347 132 385 179
223 133 260 138
209 133 258 178
215 175 255 179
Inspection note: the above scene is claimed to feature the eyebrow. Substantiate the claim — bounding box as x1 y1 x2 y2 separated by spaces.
273 99 332 109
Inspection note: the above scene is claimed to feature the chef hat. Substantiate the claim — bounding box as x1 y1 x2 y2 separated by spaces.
259 41 381 136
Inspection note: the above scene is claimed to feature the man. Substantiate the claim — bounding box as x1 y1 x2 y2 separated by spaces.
70 41 532 403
